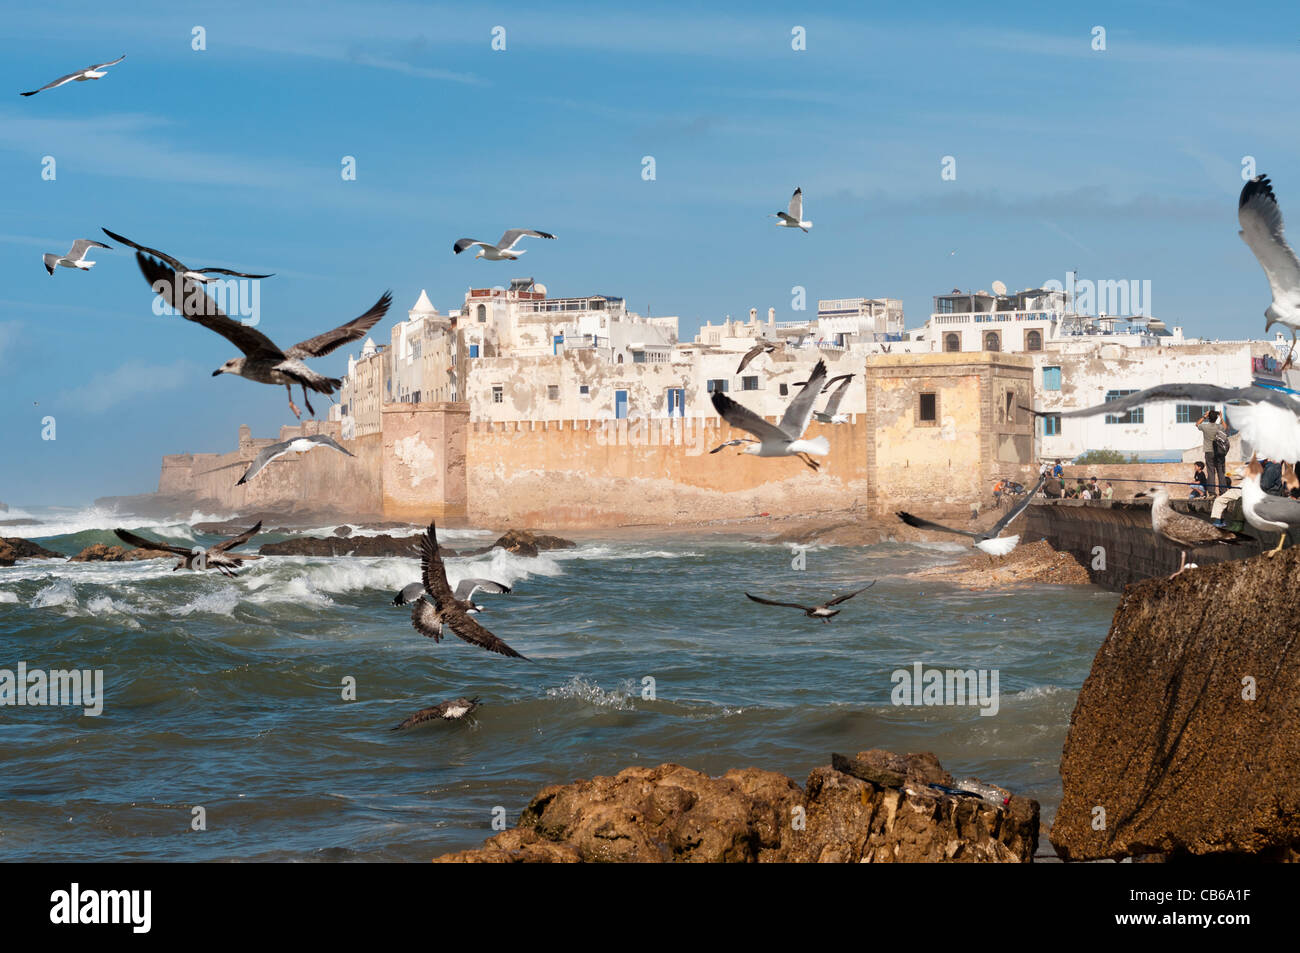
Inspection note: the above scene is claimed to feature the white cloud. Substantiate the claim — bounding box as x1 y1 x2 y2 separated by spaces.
58 359 199 413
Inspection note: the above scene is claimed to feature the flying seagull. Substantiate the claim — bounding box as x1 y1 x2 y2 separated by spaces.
813 374 854 424
1239 175 1300 368
897 473 1048 558
236 434 354 485
745 582 874 623
21 55 125 96
453 229 556 261
771 187 812 232
1135 486 1242 577
392 577 510 612
736 339 781 374
136 253 391 418
1241 453 1300 555
1020 385 1300 464
409 521 527 659
43 239 110 276
113 521 262 577
391 696 481 731
102 228 273 283
710 358 830 470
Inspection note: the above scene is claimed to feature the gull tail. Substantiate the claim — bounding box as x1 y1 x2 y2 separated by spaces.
803 435 830 456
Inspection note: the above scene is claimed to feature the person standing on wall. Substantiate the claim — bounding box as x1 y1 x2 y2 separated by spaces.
1196 409 1228 497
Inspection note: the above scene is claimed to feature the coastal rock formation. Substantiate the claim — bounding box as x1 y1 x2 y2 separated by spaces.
0 538 63 564
432 750 1038 863
257 534 421 557
69 544 165 562
1051 548 1300 861
480 529 577 558
911 538 1092 589
333 525 352 537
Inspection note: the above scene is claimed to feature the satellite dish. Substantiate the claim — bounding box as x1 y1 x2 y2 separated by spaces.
992 280 1007 296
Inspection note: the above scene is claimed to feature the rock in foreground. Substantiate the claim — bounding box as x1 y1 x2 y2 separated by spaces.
911 538 1091 589
432 751 1038 863
68 544 165 563
0 538 63 565
1052 548 1300 861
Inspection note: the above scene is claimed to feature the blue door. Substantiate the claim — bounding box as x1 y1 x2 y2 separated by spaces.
615 390 628 420
667 388 684 417
553 334 563 355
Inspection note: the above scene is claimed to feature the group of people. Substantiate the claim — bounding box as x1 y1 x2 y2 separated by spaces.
1037 461 1114 500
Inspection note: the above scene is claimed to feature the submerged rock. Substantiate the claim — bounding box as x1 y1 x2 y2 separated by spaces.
1052 548 1300 861
431 750 1038 863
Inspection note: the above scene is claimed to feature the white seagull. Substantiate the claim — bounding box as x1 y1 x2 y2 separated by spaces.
771 187 812 232
453 229 556 261
1241 453 1300 556
392 577 511 613
21 55 125 96
710 358 830 470
896 473 1048 558
43 239 110 276
1239 175 1300 367
813 374 854 424
236 434 354 486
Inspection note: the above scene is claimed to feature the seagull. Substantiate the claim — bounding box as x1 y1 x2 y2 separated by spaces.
1241 453 1300 555
391 696 481 731
136 253 391 419
896 473 1048 558
113 521 262 577
409 521 527 659
1238 175 1300 368
102 228 273 284
710 358 830 470
453 229 556 261
236 434 354 485
744 582 874 623
1020 385 1300 464
43 239 110 276
736 339 780 373
21 55 125 96
1136 486 1242 577
770 187 812 232
813 374 854 424
392 577 510 612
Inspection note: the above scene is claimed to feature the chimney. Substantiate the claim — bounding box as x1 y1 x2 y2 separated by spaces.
768 307 775 330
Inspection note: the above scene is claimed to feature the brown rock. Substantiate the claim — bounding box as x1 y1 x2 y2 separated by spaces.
431 829 583 863
0 538 62 560
69 544 164 562
333 525 353 537
257 534 421 557
0 540 14 567
1051 548 1300 861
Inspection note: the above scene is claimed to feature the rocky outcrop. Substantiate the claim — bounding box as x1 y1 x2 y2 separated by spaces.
432 750 1038 863
0 538 62 563
257 534 421 557
482 529 577 558
911 539 1092 589
333 525 352 537
69 544 165 562
1051 548 1300 861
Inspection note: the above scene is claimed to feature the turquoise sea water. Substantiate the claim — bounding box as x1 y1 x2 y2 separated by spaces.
0 505 1118 861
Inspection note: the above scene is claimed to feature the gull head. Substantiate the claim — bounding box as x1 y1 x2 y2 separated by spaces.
213 357 245 377
475 249 485 259
1247 452 1263 479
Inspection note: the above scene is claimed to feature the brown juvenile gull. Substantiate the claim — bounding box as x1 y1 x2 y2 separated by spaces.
391 696 481 731
102 228 273 283
710 358 829 470
453 229 555 261
897 473 1047 559
44 239 110 276
113 521 262 577
736 338 781 373
1137 487 1242 577
745 582 874 622
135 253 391 418
236 434 353 486
392 577 510 611
21 55 125 96
410 521 527 659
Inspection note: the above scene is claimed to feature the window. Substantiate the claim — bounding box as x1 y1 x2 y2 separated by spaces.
1104 389 1143 424
742 376 759 391
983 331 1000 352
918 392 937 423
1176 404 1215 424
1005 390 1015 423
707 379 728 393
1026 329 1043 351
632 351 646 364
579 385 590 397
1043 415 1061 436
1043 366 1061 391
468 344 479 358
412 390 420 404
779 383 789 396
492 385 503 404
476 304 487 323
944 333 960 352
547 385 559 401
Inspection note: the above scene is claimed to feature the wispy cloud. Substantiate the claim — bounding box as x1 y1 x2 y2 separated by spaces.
58 359 199 413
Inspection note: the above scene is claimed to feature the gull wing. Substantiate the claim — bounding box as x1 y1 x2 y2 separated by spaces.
21 69 86 96
419 522 456 604
745 592 812 612
136 253 284 360
496 228 556 251
453 578 511 601
210 521 263 554
736 342 766 373
113 528 190 557
441 610 528 659
788 188 803 220
778 359 827 438
302 434 354 456
453 238 489 254
236 440 291 486
986 473 1048 537
410 598 444 640
825 581 875 606
711 393 788 444
896 511 978 539
284 291 392 358
1021 383 1300 420
198 267 275 279
821 374 853 415
67 239 110 260
103 228 188 272
391 696 480 731
393 582 426 607
1250 495 1300 527
90 54 127 71
1238 176 1300 321
1158 508 1237 547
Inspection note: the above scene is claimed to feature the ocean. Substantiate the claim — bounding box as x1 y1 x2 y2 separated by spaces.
0 505 1119 861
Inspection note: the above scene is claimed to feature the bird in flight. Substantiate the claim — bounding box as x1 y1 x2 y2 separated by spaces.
135 253 391 419
408 521 528 659
393 577 510 612
391 696 481 731
21 55 125 96
43 239 110 276
103 228 273 284
813 374 854 424
453 229 556 261
1238 175 1300 368
745 582 874 622
736 338 781 373
771 187 812 232
897 473 1048 558
711 358 830 470
236 434 354 485
113 521 262 577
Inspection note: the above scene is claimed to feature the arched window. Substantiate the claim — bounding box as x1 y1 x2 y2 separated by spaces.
476 304 487 323
617 353 624 364
944 332 960 352
1026 329 1042 351
984 331 1000 352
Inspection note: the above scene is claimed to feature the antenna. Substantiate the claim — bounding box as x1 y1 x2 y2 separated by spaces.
992 279 1007 297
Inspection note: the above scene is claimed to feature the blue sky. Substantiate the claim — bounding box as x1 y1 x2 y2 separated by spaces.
2 0 1299 504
